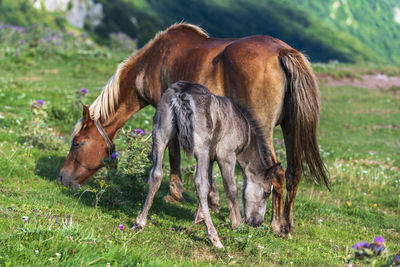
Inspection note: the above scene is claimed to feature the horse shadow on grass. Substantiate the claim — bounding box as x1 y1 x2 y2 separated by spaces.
35 155 198 224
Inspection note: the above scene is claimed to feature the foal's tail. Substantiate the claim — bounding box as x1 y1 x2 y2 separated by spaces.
279 49 330 189
171 92 196 155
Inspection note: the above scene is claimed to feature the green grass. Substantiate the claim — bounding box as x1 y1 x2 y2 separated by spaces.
0 32 399 266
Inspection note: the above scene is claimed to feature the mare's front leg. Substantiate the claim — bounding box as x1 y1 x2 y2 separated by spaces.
270 161 285 236
217 156 241 229
195 154 223 248
164 135 184 202
281 122 302 235
134 138 169 229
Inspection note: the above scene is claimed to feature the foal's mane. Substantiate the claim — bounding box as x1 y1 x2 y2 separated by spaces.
71 23 208 138
230 98 270 167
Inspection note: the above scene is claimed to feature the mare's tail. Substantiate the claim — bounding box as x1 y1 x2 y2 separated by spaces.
171 92 196 155
279 49 330 189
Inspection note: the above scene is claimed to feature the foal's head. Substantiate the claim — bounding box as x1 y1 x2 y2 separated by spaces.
243 162 283 227
58 106 109 189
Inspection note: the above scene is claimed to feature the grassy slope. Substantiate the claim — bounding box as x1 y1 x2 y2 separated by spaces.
0 50 399 265
290 0 400 64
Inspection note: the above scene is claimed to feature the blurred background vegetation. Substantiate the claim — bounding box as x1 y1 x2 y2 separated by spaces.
1 0 400 64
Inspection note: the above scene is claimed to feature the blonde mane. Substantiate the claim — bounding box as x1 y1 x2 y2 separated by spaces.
71 23 208 138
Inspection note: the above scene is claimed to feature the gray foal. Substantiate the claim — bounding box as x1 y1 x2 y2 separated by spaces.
135 81 282 248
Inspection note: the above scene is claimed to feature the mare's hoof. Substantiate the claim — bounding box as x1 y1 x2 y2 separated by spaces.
163 193 184 203
271 222 285 237
231 220 242 230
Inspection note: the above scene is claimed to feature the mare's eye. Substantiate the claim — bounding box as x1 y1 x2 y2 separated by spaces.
264 191 271 199
72 141 83 148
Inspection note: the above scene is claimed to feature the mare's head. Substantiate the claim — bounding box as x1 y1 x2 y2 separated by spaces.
243 162 283 227
57 106 110 189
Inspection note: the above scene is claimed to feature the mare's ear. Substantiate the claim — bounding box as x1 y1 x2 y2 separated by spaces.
82 105 93 127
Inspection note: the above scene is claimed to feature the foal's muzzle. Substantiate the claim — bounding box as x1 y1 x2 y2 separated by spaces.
246 213 264 227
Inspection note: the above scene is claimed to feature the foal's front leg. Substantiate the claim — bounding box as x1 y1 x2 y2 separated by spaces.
218 156 242 229
195 154 223 248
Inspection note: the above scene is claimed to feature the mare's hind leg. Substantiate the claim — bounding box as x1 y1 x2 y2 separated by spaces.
194 154 223 248
135 136 170 229
281 120 302 234
164 136 184 202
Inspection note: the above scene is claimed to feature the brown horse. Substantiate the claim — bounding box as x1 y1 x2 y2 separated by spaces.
58 23 328 236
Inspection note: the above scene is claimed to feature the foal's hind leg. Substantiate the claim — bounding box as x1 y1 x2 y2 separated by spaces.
194 154 223 248
208 162 220 211
281 120 302 234
194 162 218 224
165 137 220 209
164 136 184 202
134 138 169 229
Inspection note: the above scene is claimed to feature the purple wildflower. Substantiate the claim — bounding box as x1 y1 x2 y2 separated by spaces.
373 236 385 245
0 177 4 181
37 99 44 105
171 227 175 231
81 88 88 95
352 241 369 250
67 214 72 219
20 39 24 45
135 129 145 135
369 243 385 255
23 217 28 224
394 254 400 264
188 227 191 231
119 224 124 230
111 153 118 160
15 50 20 56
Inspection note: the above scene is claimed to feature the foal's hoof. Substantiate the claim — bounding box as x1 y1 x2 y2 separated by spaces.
163 193 184 203
208 236 224 248
208 202 220 213
214 241 224 249
131 224 143 230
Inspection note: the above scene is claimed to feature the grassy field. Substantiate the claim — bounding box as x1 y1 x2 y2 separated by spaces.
0 25 399 266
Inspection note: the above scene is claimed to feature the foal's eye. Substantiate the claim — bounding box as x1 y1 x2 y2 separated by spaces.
264 192 271 199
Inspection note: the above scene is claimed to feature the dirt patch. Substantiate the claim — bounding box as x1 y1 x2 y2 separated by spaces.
318 73 400 90
17 76 42 81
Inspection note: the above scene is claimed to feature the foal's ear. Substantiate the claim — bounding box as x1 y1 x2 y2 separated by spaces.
82 105 93 126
